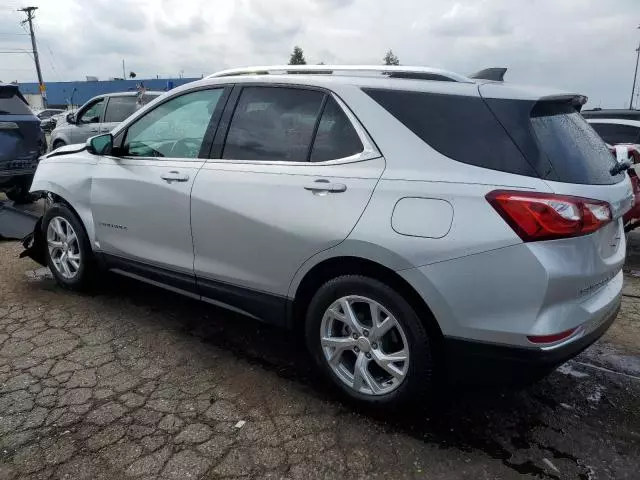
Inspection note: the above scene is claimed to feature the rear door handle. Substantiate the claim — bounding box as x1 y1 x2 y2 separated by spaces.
161 171 189 183
304 179 347 193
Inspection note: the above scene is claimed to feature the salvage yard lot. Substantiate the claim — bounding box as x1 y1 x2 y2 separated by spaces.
0 238 639 479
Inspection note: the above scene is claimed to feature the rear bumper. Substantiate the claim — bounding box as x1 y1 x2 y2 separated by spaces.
0 169 36 189
443 300 620 383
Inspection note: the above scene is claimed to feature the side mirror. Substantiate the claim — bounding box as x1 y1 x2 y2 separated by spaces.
66 112 76 124
86 133 113 156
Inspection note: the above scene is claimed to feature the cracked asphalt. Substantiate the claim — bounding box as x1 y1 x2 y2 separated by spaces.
0 229 639 479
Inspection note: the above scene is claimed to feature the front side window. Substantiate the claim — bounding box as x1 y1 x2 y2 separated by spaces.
310 97 363 162
104 96 138 123
123 89 223 159
78 99 105 124
222 87 324 162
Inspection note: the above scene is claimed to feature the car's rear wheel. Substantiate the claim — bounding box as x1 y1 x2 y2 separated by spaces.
43 204 95 290
305 275 434 407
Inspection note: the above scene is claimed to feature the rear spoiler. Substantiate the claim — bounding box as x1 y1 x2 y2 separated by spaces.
470 68 507 82
539 94 589 112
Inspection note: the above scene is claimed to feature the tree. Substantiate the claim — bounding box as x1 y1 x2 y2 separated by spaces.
288 46 307 65
383 50 399 66
129 71 137 78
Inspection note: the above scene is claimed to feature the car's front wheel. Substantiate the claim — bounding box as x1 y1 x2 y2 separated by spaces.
43 204 95 290
305 275 434 407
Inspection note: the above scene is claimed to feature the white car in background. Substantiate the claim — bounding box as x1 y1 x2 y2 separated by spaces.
586 118 640 151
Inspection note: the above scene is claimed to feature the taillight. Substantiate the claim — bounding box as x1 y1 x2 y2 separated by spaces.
527 327 578 344
486 190 612 242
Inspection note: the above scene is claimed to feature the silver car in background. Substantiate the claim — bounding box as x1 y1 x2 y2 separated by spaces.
23 65 632 407
49 91 161 150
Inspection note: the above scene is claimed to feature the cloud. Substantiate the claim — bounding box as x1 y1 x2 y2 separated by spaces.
1 0 638 107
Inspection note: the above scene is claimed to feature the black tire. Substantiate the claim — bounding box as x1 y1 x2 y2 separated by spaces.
5 178 35 204
52 140 66 151
305 275 434 407
42 204 96 290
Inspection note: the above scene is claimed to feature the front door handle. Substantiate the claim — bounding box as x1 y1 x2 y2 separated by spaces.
304 179 347 193
161 171 189 183
89 128 99 133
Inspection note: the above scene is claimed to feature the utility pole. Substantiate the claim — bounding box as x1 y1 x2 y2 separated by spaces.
122 59 126 79
18 7 46 107
630 25 640 110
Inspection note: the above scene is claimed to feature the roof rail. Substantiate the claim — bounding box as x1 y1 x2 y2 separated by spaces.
207 65 473 83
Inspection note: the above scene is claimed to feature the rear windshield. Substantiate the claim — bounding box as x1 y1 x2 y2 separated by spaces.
0 86 32 115
483 99 623 185
364 88 623 185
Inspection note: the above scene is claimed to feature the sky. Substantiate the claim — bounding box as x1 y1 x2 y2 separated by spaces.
0 0 639 108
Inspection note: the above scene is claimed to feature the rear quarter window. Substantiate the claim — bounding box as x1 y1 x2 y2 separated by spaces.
362 88 537 177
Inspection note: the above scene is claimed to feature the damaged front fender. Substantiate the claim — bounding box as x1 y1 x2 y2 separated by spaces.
19 217 47 266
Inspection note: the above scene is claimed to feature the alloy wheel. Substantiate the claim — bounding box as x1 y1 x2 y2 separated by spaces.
47 216 81 279
320 295 410 396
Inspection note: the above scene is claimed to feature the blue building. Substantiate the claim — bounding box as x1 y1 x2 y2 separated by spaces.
18 77 201 109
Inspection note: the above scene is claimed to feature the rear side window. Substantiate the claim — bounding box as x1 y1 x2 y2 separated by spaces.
104 96 138 123
590 123 640 145
310 97 363 162
363 88 536 177
223 87 324 162
0 87 32 115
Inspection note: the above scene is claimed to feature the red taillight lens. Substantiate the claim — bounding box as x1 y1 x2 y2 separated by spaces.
486 190 612 242
527 327 578 344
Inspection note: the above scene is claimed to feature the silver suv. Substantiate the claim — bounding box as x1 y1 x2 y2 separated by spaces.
23 65 632 407
50 91 161 150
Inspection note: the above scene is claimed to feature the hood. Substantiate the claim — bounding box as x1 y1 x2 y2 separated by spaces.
45 143 86 158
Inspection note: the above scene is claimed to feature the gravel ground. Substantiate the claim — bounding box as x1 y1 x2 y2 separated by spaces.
0 235 639 479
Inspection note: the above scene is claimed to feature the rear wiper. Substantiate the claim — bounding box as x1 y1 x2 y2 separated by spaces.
610 161 632 176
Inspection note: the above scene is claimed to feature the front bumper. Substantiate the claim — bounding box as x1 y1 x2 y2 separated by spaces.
443 300 620 384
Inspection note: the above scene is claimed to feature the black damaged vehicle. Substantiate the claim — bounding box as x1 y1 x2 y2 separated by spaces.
0 83 46 204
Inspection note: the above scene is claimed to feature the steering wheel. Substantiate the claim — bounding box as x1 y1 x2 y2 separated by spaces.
169 138 201 157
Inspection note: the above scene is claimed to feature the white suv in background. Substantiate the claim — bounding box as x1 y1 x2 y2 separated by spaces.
49 91 162 151
22 66 632 407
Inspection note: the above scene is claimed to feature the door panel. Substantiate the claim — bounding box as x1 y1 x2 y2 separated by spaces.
91 157 203 276
90 87 226 279
73 98 105 144
191 157 385 296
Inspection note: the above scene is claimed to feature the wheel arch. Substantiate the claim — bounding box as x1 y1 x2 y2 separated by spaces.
291 255 444 345
33 186 96 246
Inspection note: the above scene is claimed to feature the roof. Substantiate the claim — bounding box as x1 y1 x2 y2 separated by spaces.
100 90 163 98
586 118 640 127
582 109 640 120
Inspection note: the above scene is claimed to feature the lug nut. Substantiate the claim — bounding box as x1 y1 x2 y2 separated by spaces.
363 329 369 337
365 352 372 359
371 342 378 349
352 333 358 339
354 346 360 353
